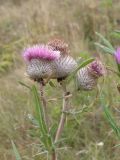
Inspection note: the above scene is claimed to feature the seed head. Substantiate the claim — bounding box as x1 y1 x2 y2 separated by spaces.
47 38 69 55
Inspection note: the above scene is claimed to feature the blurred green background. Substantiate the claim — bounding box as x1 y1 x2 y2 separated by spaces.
0 0 120 159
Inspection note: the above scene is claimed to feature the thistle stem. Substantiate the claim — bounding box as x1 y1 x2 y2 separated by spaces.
39 79 49 127
55 81 70 143
51 150 57 160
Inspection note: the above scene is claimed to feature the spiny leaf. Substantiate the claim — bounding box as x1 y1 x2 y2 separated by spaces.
101 101 120 139
31 85 48 135
11 141 22 160
95 32 115 51
95 42 114 55
31 85 53 150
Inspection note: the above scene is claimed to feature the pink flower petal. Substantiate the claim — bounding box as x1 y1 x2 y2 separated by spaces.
22 44 60 62
115 47 120 64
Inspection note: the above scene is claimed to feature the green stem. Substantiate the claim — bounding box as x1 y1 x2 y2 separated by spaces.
39 79 50 128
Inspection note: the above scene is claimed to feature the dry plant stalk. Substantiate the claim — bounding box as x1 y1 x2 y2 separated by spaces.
51 150 57 160
55 82 70 143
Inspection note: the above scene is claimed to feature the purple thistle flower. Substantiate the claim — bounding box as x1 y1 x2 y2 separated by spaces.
76 59 105 91
88 59 105 77
114 47 120 64
23 44 60 62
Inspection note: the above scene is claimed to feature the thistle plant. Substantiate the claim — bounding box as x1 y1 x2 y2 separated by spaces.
23 44 61 127
13 38 105 160
47 39 77 146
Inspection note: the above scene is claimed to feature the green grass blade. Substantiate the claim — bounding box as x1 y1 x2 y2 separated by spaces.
66 58 94 84
95 32 115 51
11 141 22 160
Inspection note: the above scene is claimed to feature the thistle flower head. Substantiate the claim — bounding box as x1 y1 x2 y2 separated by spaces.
47 38 69 55
26 59 53 80
87 59 105 77
23 44 60 62
76 67 97 91
53 56 77 79
114 47 120 64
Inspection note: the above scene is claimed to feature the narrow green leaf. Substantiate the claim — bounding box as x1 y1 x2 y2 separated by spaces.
54 138 67 146
18 81 31 90
49 123 58 139
114 30 120 34
11 141 22 160
102 104 120 139
95 32 115 51
31 86 53 150
95 43 114 54
113 143 120 148
111 31 120 39
66 58 94 84
31 85 48 135
49 81 56 88
104 107 118 130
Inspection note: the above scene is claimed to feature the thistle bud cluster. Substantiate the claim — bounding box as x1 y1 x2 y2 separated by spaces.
23 39 105 90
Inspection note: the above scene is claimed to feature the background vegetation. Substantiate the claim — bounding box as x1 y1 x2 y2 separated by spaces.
0 0 120 159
